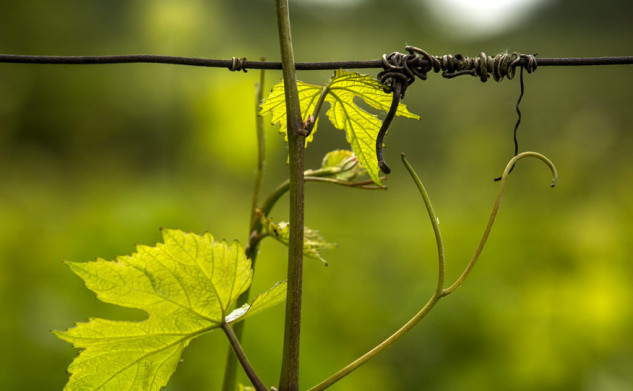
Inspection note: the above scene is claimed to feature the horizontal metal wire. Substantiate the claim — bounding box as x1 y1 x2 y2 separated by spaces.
1 53 632 71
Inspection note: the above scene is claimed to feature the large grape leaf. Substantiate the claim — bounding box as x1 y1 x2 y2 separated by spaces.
260 70 421 185
54 229 286 391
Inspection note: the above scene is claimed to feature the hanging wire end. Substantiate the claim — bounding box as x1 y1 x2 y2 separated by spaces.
374 47 539 178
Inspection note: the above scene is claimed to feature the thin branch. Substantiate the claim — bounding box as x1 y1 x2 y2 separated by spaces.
442 151 557 296
307 154 445 391
308 152 557 390
308 295 442 391
222 66 268 391
260 173 386 221
303 80 332 135
222 323 268 391
250 66 268 230
1 53 632 70
400 154 445 296
300 176 386 190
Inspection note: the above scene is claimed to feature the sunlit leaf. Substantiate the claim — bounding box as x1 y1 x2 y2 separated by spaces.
54 229 286 391
260 70 421 185
261 217 336 265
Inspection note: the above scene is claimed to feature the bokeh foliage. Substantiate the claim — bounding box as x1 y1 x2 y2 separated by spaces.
0 0 632 390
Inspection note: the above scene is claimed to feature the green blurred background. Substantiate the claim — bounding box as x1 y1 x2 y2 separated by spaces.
1 0 632 389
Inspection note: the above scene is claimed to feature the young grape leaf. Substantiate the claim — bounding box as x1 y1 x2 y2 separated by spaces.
318 149 367 182
261 216 336 265
54 229 286 391
259 79 323 144
260 70 421 185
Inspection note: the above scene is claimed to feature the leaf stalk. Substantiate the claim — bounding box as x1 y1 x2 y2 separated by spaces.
222 67 268 391
304 83 332 135
260 172 385 221
222 323 268 391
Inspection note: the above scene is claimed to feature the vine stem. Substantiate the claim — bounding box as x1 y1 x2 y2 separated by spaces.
442 151 557 295
306 154 444 391
221 323 268 391
250 65 268 232
308 152 557 391
275 0 306 390
221 67 267 391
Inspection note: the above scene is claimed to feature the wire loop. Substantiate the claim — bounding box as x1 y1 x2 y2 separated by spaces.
377 52 414 97
432 51 537 82
229 56 248 72
375 50 420 173
381 47 538 83
377 47 539 87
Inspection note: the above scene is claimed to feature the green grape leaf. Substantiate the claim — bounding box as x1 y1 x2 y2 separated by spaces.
261 217 336 265
260 70 420 185
54 229 286 391
323 70 420 185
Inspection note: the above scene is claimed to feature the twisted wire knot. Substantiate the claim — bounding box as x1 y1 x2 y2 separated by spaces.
229 56 248 72
375 47 537 176
377 52 414 97
377 46 439 96
436 52 537 81
378 47 537 87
